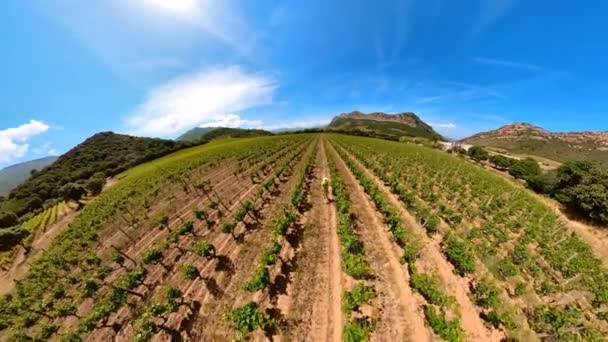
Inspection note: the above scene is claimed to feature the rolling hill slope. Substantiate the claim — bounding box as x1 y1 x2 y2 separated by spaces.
461 122 608 166
0 156 58 195
0 132 189 216
176 127 273 142
327 111 443 140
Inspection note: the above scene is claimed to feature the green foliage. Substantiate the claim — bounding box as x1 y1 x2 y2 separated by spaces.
156 212 169 227
497 259 519 278
343 319 373 342
423 305 464 342
508 157 541 181
81 278 100 298
142 248 163 265
193 208 208 221
410 273 449 306
0 226 29 252
85 172 105 195
0 211 18 228
550 161 608 223
193 240 215 259
470 279 500 308
226 302 269 336
444 238 475 275
221 222 235 235
468 146 489 161
243 266 270 292
181 264 200 280
5 132 187 217
489 155 514 169
342 283 377 313
260 239 281 266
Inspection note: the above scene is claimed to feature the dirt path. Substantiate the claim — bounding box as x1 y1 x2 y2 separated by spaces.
327 143 434 342
334 145 504 341
280 140 342 342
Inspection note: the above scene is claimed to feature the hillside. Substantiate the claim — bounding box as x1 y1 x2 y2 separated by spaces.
177 127 273 142
461 122 608 165
0 132 188 216
0 156 58 195
2 134 607 341
327 111 442 140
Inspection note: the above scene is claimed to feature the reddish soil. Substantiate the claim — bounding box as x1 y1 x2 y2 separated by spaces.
336 144 505 341
328 144 435 342
278 140 343 342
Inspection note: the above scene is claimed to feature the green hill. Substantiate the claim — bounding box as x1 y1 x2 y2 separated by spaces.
327 111 442 140
0 132 189 217
177 127 273 142
0 157 58 196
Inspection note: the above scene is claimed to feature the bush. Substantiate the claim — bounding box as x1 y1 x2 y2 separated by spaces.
226 302 269 336
508 158 541 181
343 319 373 342
342 283 377 313
468 146 489 161
489 155 514 169
552 161 608 223
444 238 475 275
0 211 18 228
423 305 464 342
497 259 519 278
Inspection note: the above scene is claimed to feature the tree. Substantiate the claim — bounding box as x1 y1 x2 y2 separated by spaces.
0 226 30 252
86 173 105 195
489 155 514 169
59 183 86 204
0 211 18 228
468 146 489 161
508 158 541 181
552 161 608 223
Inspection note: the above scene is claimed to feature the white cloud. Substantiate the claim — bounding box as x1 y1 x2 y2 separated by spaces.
429 122 457 129
260 118 331 131
0 120 50 165
473 57 543 72
33 142 57 156
126 65 277 137
199 114 262 128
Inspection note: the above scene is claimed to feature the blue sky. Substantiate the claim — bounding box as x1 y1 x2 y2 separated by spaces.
1 0 607 167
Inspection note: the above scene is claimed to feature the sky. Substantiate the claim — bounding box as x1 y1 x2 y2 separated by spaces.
1 0 607 167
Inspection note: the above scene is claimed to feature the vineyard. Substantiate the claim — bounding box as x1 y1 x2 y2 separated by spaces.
0 133 606 341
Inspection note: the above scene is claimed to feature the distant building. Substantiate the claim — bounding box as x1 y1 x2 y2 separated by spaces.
438 141 472 151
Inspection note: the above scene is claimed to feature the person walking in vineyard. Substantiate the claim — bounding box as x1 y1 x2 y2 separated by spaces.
322 176 330 203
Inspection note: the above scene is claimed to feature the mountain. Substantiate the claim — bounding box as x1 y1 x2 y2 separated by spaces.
176 127 219 141
461 122 608 165
0 132 189 216
327 111 442 140
0 156 58 196
177 127 273 142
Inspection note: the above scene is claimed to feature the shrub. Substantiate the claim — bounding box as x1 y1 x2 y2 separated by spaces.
423 305 464 342
243 266 270 292
497 259 519 278
343 319 373 342
468 146 489 161
342 283 377 313
444 238 475 275
193 240 215 259
226 302 269 336
508 158 541 181
181 264 199 280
